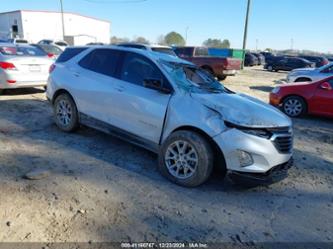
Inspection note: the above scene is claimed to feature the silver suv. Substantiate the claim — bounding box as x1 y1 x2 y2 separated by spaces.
47 46 293 187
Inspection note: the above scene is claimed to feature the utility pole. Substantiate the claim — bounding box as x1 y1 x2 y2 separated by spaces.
242 0 251 69
60 0 65 40
291 38 294 50
185 26 189 45
256 38 258 51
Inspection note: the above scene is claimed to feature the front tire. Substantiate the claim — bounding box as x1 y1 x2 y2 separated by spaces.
282 96 307 117
158 131 214 187
53 93 79 132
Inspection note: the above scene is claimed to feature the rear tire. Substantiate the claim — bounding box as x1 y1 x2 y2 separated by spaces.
53 93 79 132
267 65 273 71
282 96 307 117
295 77 311 82
158 130 214 187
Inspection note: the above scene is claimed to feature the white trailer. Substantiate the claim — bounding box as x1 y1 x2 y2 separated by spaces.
0 10 111 45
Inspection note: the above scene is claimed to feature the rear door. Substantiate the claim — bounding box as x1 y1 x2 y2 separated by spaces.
108 51 172 144
311 78 333 116
70 48 122 124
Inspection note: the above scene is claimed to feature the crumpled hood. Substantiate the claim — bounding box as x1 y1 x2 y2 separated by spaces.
192 92 292 128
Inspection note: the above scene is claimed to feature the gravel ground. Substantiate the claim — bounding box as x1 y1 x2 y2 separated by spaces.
0 67 332 244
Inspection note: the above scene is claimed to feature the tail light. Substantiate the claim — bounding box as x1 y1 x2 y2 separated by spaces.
49 64 56 73
0 62 16 70
47 53 55 58
7 80 16 84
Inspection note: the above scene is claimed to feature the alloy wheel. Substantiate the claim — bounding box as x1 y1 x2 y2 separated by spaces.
164 140 198 180
56 99 73 126
284 98 303 117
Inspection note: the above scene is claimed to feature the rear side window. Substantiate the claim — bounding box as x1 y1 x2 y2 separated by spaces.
78 48 122 77
120 52 164 86
56 47 87 63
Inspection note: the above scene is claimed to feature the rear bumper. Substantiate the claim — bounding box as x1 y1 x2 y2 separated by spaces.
0 80 47 89
229 158 293 185
222 69 237 75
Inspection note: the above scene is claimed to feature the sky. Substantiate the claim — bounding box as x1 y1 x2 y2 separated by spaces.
1 0 333 53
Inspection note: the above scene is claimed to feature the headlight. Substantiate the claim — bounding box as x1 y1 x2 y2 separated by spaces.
225 121 272 139
271 87 280 94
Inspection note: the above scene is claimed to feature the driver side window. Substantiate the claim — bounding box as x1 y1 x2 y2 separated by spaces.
120 52 164 87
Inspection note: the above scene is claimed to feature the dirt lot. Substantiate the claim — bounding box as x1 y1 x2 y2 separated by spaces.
0 67 332 244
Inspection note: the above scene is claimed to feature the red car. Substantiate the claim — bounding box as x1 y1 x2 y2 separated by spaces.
270 76 333 118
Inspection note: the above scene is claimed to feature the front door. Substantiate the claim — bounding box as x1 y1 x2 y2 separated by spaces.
106 51 172 144
311 79 333 116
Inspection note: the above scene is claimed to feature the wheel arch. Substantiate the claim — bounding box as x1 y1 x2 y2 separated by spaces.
52 89 76 105
170 125 227 172
200 65 214 74
281 94 308 112
295 77 312 82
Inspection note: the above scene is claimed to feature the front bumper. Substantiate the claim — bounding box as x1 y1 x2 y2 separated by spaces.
269 92 282 106
229 158 293 185
213 128 293 174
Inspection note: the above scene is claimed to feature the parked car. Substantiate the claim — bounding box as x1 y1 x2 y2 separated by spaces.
252 52 265 65
264 57 315 72
38 39 68 50
117 43 177 56
87 42 104 46
244 52 259 66
327 56 333 62
0 43 53 94
47 46 293 187
8 38 29 44
32 44 63 59
260 51 275 62
173 46 242 80
270 77 333 118
287 62 333 83
298 55 329 67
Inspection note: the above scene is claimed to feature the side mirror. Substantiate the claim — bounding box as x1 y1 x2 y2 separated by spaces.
320 82 332 90
143 78 172 94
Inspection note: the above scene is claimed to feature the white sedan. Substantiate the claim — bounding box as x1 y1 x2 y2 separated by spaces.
0 44 53 94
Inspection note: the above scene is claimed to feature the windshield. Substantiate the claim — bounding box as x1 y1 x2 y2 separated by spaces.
0 46 47 56
160 60 226 93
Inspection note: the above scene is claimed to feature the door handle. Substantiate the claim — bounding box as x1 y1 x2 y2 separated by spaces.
73 72 80 77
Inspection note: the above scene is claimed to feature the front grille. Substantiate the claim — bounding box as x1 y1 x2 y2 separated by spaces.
272 134 293 154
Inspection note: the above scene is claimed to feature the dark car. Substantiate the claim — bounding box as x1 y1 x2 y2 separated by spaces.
298 55 329 67
260 52 275 64
264 57 315 72
252 53 265 65
327 56 333 62
244 52 259 66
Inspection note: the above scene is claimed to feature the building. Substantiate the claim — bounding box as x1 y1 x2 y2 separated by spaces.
0 10 111 45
